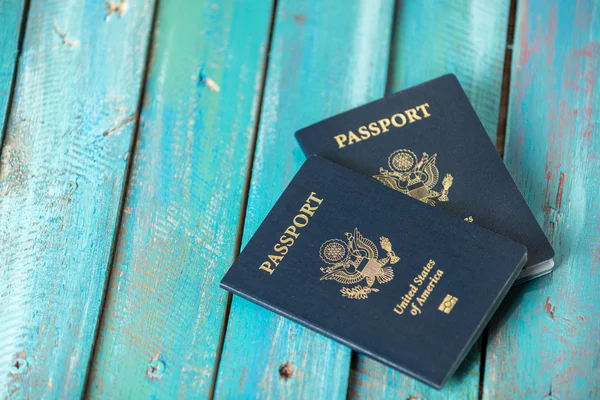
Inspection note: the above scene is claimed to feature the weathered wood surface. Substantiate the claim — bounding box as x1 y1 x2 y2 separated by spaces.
386 0 510 143
484 1 600 399
0 0 25 141
1 0 599 398
348 1 510 398
87 1 275 398
214 0 395 398
0 0 155 398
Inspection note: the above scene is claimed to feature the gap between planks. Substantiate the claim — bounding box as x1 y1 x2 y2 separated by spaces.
82 0 161 397
478 0 518 399
207 1 280 399
495 0 518 158
0 0 31 168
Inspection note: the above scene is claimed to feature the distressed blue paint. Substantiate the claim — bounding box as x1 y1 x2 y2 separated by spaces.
387 0 509 142
350 343 482 399
0 0 25 140
0 0 594 397
348 1 510 398
0 0 155 398
215 1 395 398
484 1 600 398
87 1 274 398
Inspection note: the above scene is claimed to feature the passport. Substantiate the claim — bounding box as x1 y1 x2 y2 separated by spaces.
295 74 554 284
220 156 527 389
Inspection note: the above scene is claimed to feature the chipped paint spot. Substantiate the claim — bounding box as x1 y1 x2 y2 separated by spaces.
278 362 293 380
9 355 28 375
106 0 129 19
292 15 306 24
103 113 136 136
555 172 566 209
146 359 165 380
544 297 556 320
203 78 220 93
53 21 81 47
198 67 220 93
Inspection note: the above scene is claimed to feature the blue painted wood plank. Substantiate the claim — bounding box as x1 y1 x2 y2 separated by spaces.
86 1 275 398
387 0 510 142
214 1 395 398
484 1 600 398
350 343 482 399
0 0 155 398
0 0 25 140
348 1 510 398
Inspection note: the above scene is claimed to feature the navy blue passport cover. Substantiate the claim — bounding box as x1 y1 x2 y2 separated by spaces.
295 74 553 273
220 156 527 389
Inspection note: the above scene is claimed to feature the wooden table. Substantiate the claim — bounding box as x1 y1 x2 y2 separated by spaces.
0 0 598 398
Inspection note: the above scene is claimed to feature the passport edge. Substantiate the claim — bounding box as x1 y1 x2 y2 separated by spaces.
219 243 527 390
439 250 528 388
219 280 448 389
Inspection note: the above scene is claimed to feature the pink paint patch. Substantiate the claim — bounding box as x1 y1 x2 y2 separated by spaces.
555 172 566 210
572 42 599 142
518 0 535 67
544 297 556 320
542 6 558 68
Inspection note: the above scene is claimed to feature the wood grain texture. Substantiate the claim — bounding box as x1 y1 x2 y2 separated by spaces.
387 0 510 142
214 1 395 398
0 0 25 141
484 1 600 398
348 1 510 398
0 0 155 398
349 343 481 400
87 1 274 398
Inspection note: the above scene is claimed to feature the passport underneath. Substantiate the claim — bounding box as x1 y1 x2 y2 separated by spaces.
220 156 527 389
295 74 554 284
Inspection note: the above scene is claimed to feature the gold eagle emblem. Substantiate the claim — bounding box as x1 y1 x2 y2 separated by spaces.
319 228 400 300
373 149 453 206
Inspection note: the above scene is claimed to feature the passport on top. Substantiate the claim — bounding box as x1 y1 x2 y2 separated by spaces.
295 74 554 284
220 156 527 389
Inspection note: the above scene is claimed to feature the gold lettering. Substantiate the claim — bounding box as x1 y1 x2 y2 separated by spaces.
306 192 324 205
333 134 347 148
299 202 317 216
293 214 309 227
377 118 391 133
260 192 323 274
394 260 442 316
273 243 289 255
416 103 431 117
306 192 323 204
330 102 433 147
284 225 299 239
259 261 275 274
391 113 406 127
410 302 421 316
358 125 371 140
405 108 422 123
280 235 294 245
368 122 381 136
393 284 418 315
269 254 283 266
347 131 361 145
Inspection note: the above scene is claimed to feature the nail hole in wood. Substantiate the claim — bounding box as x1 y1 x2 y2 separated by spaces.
278 362 293 380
